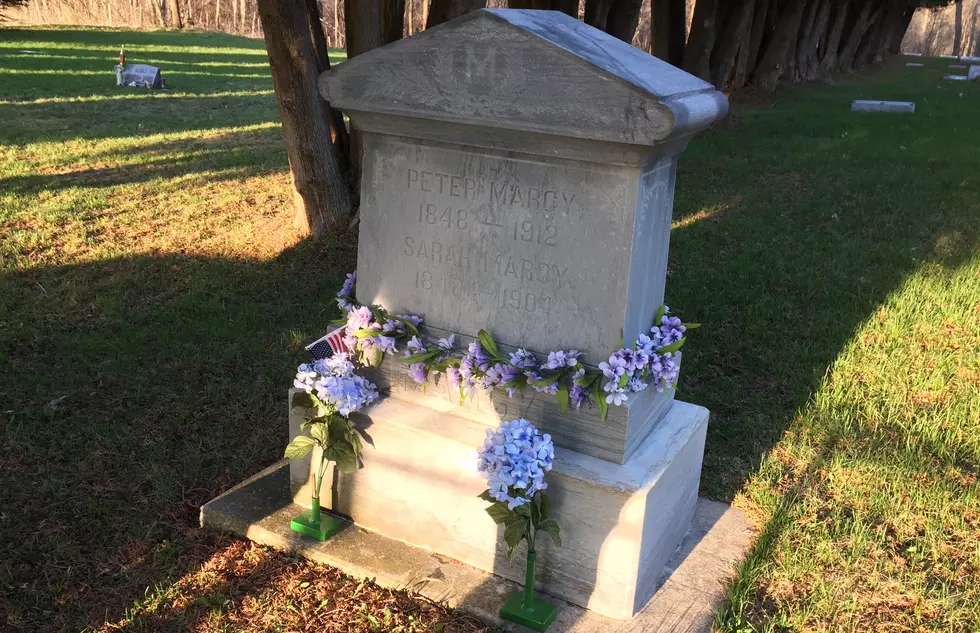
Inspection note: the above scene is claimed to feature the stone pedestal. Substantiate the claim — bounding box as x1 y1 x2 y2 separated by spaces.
289 393 708 619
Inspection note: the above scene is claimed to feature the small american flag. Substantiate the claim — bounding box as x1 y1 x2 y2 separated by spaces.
305 327 348 360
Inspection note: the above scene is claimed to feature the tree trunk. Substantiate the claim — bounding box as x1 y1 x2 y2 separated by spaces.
820 0 848 73
733 0 764 87
836 1 872 71
682 0 720 81
382 0 405 43
508 0 550 8
427 0 485 29
796 0 830 82
584 0 613 31
890 7 914 55
710 0 754 89
753 0 809 92
256 0 354 237
606 0 644 43
739 0 771 83
307 0 349 169
551 0 578 17
346 0 384 57
651 0 686 67
852 6 882 67
165 0 183 27
954 0 963 56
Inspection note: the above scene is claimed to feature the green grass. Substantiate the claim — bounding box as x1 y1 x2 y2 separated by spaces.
1 26 978 633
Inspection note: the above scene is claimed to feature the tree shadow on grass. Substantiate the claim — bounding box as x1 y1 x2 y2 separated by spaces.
0 237 356 631
667 82 980 502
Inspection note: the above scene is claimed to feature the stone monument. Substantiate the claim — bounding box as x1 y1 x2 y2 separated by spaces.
289 9 726 620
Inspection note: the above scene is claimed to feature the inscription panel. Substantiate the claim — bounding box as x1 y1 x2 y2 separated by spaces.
357 135 637 361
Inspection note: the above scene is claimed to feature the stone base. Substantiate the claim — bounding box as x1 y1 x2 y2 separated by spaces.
288 397 709 619
201 460 752 633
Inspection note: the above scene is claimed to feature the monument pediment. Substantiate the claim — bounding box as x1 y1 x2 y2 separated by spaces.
320 9 726 147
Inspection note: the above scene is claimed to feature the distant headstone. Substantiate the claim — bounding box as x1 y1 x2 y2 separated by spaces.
904 52 923 57
851 100 915 113
944 74 969 81
961 55 980 62
950 64 968 69
120 64 164 89
969 65 980 80
906 63 924 67
941 54 958 59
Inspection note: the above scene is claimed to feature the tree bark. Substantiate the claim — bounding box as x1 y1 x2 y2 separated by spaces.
820 0 849 74
733 0 764 87
836 0 872 71
682 0 720 81
508 0 549 8
606 0 644 43
307 0 349 168
890 7 915 55
795 0 830 82
852 5 882 67
427 0 485 29
165 0 182 27
346 0 384 57
753 0 809 92
710 0 754 89
584 0 613 31
551 0 578 17
256 0 353 237
954 0 963 56
651 0 686 67
382 0 405 43
739 0 771 83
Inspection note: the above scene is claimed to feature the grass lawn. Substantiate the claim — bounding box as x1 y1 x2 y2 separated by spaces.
1 25 978 633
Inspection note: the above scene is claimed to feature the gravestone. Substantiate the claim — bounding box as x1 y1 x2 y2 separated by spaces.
904 52 922 57
945 74 969 81
323 9 726 465
905 62 924 67
290 9 725 620
851 100 915 113
950 64 968 69
970 65 980 80
962 55 980 62
120 63 164 89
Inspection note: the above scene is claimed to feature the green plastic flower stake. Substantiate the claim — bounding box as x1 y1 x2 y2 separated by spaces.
285 357 376 541
478 419 562 632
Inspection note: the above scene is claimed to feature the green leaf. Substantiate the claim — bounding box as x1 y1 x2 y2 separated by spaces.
683 322 701 329
501 375 527 390
290 391 318 410
573 371 598 388
537 519 562 548
309 422 327 443
400 350 440 364
617 373 630 389
352 328 379 339
504 518 527 560
324 441 358 473
556 382 569 415
284 435 315 459
330 317 348 327
654 305 666 326
485 503 513 525
478 489 495 502
594 381 609 422
538 492 550 521
528 374 559 388
657 338 686 354
477 330 500 358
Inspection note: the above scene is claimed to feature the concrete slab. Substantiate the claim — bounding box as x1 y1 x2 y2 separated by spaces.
851 100 915 113
949 64 968 69
905 63 924 67
945 74 969 81
202 460 753 633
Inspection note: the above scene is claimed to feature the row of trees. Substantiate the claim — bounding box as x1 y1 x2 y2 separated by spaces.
255 0 950 238
5 0 261 32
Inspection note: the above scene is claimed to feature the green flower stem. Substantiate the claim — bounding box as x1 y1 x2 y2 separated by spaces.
312 446 330 522
525 522 537 607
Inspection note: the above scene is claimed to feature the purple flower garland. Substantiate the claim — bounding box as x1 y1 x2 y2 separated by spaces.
334 272 698 421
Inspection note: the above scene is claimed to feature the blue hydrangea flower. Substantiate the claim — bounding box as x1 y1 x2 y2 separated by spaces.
477 419 554 510
294 353 378 416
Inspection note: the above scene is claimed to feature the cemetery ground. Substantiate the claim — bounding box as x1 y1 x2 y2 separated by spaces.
1 26 978 633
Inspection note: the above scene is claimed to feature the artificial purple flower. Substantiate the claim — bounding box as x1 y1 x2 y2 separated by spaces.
406 335 426 355
438 334 456 352
509 348 537 369
409 362 427 384
599 354 628 380
446 366 461 389
543 349 581 370
467 340 492 372
346 306 374 332
658 315 686 346
376 335 397 354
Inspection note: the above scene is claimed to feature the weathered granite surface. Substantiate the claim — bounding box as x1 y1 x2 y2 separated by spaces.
288 396 711 619
201 460 753 632
851 100 915 113
320 9 726 462
969 65 980 80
